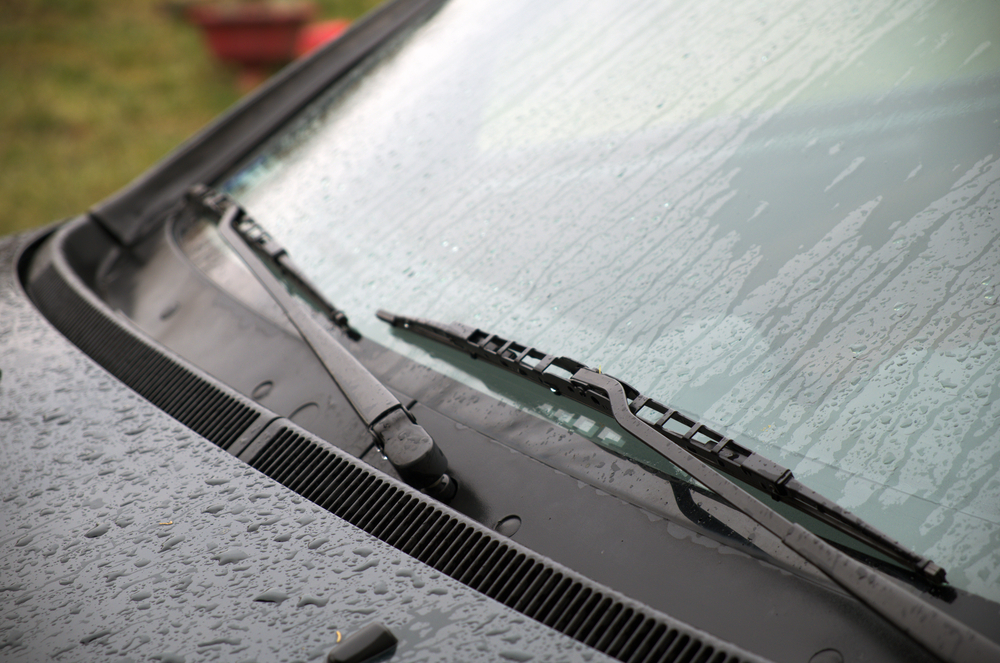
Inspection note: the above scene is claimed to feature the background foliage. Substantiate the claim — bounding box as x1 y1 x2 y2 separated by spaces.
1 0 384 235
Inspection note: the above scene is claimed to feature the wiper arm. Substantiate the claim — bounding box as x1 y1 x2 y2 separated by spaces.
377 311 1000 663
192 187 455 500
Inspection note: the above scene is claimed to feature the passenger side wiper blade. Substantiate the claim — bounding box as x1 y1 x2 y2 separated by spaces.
376 310 941 581
190 187 455 500
377 311 1000 663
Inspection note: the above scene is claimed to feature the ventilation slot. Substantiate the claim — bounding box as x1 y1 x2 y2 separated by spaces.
250 426 747 663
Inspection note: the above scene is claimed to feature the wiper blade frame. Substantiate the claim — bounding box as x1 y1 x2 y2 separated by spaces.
377 311 1000 663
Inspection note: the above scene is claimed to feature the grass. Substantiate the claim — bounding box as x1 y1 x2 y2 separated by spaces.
0 0 384 236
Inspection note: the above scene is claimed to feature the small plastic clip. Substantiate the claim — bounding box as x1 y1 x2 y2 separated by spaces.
327 622 398 663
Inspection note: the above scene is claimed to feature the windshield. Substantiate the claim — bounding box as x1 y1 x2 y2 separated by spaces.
221 0 1000 601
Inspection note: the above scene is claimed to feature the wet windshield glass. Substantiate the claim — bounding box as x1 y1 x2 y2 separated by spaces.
222 0 1000 600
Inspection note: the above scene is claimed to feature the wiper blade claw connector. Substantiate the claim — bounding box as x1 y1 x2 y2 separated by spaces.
376 310 944 583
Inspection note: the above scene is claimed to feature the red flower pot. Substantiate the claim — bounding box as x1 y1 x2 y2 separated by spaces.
295 18 351 58
187 3 316 67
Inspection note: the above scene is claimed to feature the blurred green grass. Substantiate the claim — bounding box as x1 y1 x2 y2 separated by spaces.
0 0 383 236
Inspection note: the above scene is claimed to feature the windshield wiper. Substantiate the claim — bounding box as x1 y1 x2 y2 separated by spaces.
377 310 1000 663
191 187 455 501
377 310 939 579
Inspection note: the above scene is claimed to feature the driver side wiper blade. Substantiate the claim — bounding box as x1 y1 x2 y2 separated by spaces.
377 311 1000 663
375 310 943 584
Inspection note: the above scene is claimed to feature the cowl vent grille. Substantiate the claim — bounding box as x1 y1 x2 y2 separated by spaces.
249 425 745 663
25 219 757 663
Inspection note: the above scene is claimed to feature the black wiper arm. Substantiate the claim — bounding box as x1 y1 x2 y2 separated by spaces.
193 188 455 500
377 312 1000 663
